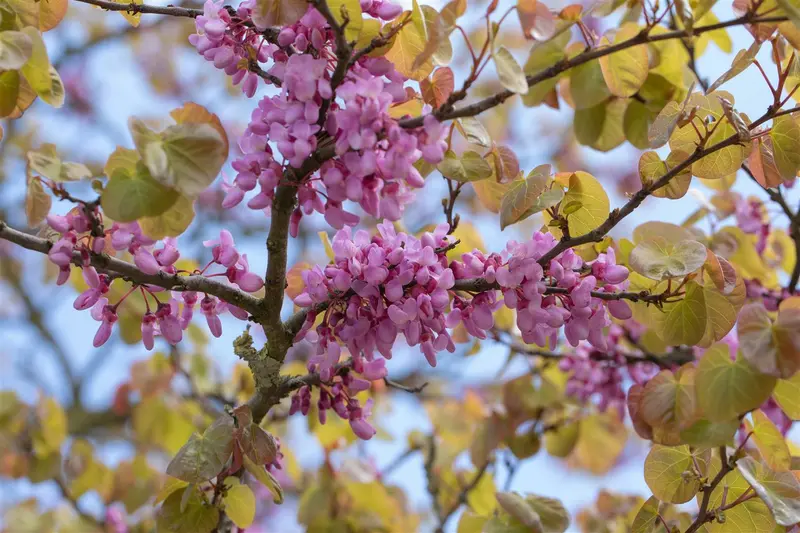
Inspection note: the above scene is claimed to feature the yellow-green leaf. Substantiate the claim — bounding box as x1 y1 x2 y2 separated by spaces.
328 0 363 41
691 118 751 179
522 31 570 107
737 456 800 526
243 455 284 504
499 164 562 229
561 171 609 237
130 117 226 198
252 0 306 27
773 371 800 419
629 237 707 280
0 30 32 69
157 485 219 533
747 410 792 471
222 477 256 529
19 27 63 108
139 195 195 239
770 114 800 181
650 281 707 346
695 343 777 422
707 41 761 93
644 445 706 503
574 97 627 152
598 24 648 97
494 46 529 94
438 150 493 182
25 177 51 227
385 7 432 80
101 162 179 222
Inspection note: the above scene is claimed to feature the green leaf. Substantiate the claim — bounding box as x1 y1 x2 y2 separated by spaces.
222 477 256 529
773 371 800 419
165 416 234 484
437 150 493 182
31 397 66 457
644 445 706 503
0 30 32 69
523 495 570 533
522 31 570 107
494 46 528 94
28 145 93 182
574 97 627 152
495 492 544 531
737 456 800 526
638 150 691 200
131 118 227 198
679 418 739 447
624 99 659 150
242 455 283 504
457 116 491 147
630 496 660 533
155 477 189 505
101 162 180 223
251 0 306 27
157 485 219 533
19 26 63 108
738 302 800 379
0 69 20 117
598 24 648 97
695 343 777 422
650 281 707 345
569 57 610 110
691 118 751 180
770 114 800 181
747 409 792 471
707 41 761 93
327 0 363 41
629 237 707 280
499 164 560 229
702 453 776 533
543 422 579 458
25 177 50 227
561 171 609 237
412 6 446 71
139 195 195 239
639 366 698 438
385 4 432 80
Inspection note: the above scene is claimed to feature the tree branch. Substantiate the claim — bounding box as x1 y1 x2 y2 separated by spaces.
0 219 264 318
435 462 491 533
685 447 736 533
74 0 203 17
537 104 792 266
398 14 788 129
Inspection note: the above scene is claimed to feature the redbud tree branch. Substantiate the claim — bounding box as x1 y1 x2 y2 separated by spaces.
0 220 264 317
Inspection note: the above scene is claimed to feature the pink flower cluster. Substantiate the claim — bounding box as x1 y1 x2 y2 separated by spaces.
289 223 642 437
45 210 260 348
450 237 632 350
290 364 384 441
559 324 659 419
207 2 446 232
189 0 271 97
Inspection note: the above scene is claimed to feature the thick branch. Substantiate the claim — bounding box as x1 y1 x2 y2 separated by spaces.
0 220 263 318
399 14 788 129
74 0 202 17
537 105 791 266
